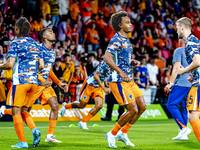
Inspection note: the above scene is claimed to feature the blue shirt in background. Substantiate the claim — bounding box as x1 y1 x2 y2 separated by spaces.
173 47 192 87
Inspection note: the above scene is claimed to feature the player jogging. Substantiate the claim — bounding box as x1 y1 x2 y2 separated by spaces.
164 39 191 140
60 61 111 129
0 28 68 143
176 17 200 143
103 11 146 148
0 17 44 148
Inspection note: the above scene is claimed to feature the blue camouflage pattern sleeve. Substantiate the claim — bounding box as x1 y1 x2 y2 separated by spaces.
106 35 121 55
186 43 199 60
7 41 17 59
96 62 105 74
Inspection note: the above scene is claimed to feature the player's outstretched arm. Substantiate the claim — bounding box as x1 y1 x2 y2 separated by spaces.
94 71 111 94
49 68 68 92
39 58 44 71
0 57 15 70
104 51 130 82
178 54 200 75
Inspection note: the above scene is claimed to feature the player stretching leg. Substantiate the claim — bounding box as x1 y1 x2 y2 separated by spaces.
0 28 68 143
60 61 111 129
0 17 44 148
164 39 191 140
176 17 200 143
103 11 146 148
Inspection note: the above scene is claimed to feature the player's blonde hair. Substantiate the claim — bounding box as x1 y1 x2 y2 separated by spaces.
176 17 192 30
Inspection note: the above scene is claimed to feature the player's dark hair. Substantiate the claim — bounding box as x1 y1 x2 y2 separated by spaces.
110 11 128 32
40 28 49 41
15 17 31 37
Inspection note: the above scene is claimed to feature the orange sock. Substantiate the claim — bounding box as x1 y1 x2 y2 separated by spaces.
121 123 132 134
65 103 72 109
4 109 12 115
13 115 26 142
82 113 93 122
48 120 57 135
21 111 36 130
190 119 200 143
111 122 122 136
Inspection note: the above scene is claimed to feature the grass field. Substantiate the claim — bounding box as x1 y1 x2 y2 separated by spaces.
0 119 199 150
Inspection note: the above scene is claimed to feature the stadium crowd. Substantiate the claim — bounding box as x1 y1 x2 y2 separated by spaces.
0 0 200 105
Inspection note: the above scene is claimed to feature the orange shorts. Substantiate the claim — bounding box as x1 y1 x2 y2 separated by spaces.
109 80 143 106
187 87 200 111
79 80 104 103
6 84 38 107
32 86 57 105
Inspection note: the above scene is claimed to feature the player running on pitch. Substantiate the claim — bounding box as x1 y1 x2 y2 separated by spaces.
60 61 111 129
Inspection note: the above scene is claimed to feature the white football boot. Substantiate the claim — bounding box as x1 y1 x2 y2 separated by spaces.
78 121 89 130
116 131 135 147
105 131 117 148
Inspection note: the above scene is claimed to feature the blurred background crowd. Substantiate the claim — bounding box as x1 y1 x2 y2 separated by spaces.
0 0 200 106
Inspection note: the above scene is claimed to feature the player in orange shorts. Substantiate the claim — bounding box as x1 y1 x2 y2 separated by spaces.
0 17 44 148
176 17 200 143
103 11 146 148
1 28 68 143
60 61 111 129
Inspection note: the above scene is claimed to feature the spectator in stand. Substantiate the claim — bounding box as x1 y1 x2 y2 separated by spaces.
147 55 159 104
89 0 98 14
69 0 79 21
134 70 141 86
57 19 68 42
139 0 146 11
40 0 50 19
103 19 115 46
86 52 96 76
60 53 75 90
71 23 79 45
71 51 79 66
82 22 99 52
34 16 43 32
166 13 176 37
100 1 111 20
65 18 72 40
144 28 154 49
68 67 81 102
137 56 149 89
42 14 53 29
59 0 69 19
77 14 83 43
49 0 60 28
155 50 166 69
79 56 88 82
0 45 5 63
159 69 171 104
55 49 63 60
52 58 64 103
97 47 103 61
172 0 180 15
81 0 92 23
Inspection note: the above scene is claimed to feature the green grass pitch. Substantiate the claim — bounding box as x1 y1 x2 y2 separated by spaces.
0 119 199 150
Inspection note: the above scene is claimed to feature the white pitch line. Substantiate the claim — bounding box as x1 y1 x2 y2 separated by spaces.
0 123 175 129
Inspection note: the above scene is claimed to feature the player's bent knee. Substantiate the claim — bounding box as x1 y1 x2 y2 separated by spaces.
51 103 59 111
96 104 103 110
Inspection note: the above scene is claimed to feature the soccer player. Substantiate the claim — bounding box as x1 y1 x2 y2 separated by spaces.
0 28 68 143
176 17 200 143
103 11 146 148
164 39 191 140
0 17 44 148
60 61 111 129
